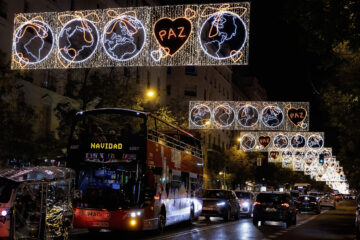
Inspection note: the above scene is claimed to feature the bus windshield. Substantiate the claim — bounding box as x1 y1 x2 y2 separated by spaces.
77 162 140 210
69 111 147 210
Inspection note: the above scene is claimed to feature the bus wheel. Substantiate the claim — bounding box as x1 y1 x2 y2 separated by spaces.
188 204 195 224
158 209 166 233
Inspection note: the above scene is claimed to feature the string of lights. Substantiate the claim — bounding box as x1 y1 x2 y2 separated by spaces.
189 101 309 131
11 2 250 69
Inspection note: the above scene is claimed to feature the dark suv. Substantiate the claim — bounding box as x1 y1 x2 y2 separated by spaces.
296 195 320 214
253 192 296 227
201 189 240 221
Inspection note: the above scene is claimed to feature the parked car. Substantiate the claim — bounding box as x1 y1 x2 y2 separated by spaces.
319 194 336 209
235 190 255 217
201 189 241 221
253 192 296 228
296 195 321 214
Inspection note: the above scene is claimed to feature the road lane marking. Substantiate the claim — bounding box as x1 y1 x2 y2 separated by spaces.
264 210 329 239
147 221 239 240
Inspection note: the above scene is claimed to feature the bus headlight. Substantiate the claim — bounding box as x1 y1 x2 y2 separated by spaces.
1 210 7 216
129 211 142 218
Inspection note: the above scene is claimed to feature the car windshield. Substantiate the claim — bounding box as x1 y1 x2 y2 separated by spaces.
257 193 288 203
203 190 226 198
298 196 317 202
0 178 17 203
236 192 251 199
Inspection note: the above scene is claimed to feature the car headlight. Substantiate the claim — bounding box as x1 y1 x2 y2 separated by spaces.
216 201 226 207
1 210 7 216
241 202 249 208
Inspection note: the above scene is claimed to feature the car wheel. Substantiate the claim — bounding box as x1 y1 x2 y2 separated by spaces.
188 204 195 225
253 217 259 226
224 208 231 222
292 214 297 225
285 216 292 228
234 207 241 220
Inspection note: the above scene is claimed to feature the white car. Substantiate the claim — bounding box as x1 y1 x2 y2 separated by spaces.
235 190 255 217
319 195 336 209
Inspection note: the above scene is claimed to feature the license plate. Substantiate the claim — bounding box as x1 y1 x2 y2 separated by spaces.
92 222 109 227
203 207 214 211
302 202 309 205
265 208 277 212
86 211 110 220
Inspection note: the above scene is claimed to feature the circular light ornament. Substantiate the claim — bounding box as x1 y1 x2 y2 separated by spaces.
281 150 292 161
102 15 146 61
290 134 306 148
14 20 54 64
213 104 235 128
199 11 247 60
261 106 284 128
305 150 318 163
237 105 259 127
273 134 288 149
320 149 332 159
240 134 256 151
307 135 324 149
294 151 305 161
58 18 99 63
190 104 211 127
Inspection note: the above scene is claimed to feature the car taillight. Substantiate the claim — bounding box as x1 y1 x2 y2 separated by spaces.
253 201 261 206
297 201 302 204
310 202 317 205
281 203 290 208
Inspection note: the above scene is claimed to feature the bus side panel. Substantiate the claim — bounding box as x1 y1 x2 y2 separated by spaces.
146 140 202 175
146 140 203 225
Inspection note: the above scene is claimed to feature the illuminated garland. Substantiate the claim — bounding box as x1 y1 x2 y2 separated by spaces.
239 131 324 152
189 101 309 131
11 2 250 69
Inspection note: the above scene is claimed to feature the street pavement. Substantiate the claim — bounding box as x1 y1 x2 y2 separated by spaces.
70 200 356 240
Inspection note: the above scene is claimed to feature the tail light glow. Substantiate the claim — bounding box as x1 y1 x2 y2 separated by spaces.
253 201 261 206
281 203 290 208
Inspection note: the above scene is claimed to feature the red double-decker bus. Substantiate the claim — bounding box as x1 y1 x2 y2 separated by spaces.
67 108 203 232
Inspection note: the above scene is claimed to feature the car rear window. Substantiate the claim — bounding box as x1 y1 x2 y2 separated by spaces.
257 193 288 203
235 192 250 199
203 190 226 198
298 196 317 202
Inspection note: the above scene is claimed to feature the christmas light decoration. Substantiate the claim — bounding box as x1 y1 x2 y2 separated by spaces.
189 101 309 131
238 131 324 152
12 15 54 68
11 2 250 69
